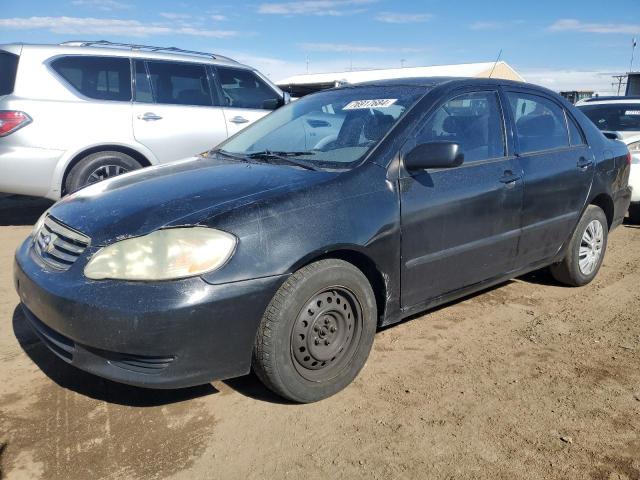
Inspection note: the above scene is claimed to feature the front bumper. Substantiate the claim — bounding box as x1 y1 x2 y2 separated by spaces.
14 238 288 389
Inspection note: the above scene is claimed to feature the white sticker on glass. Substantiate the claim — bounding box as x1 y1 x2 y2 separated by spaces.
625 110 640 116
343 99 398 110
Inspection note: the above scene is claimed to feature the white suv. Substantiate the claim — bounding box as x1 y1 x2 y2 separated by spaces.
0 41 288 199
577 96 640 222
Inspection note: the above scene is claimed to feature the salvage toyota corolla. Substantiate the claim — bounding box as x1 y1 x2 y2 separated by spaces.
14 78 632 403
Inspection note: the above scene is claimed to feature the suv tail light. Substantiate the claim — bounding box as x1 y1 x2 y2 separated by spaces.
627 152 632 166
0 111 32 137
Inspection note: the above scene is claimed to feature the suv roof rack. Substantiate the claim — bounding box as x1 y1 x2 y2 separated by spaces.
59 40 237 63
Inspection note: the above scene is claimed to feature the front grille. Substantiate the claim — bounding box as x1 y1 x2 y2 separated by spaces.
33 215 90 271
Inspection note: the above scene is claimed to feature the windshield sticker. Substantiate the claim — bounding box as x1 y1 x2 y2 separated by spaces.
343 99 398 110
625 110 640 116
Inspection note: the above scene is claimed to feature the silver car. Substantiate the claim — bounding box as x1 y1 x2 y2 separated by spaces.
0 41 288 199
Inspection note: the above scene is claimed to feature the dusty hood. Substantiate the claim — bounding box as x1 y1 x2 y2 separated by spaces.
48 156 333 245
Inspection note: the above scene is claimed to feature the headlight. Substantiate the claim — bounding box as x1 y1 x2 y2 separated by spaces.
629 141 640 153
84 227 236 281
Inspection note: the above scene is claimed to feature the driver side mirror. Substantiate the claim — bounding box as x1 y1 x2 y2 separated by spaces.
404 141 464 171
262 92 291 110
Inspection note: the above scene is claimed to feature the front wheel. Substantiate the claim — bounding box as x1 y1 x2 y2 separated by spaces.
550 205 608 286
252 259 377 403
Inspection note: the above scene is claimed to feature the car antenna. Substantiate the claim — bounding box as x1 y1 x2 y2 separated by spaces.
488 49 503 78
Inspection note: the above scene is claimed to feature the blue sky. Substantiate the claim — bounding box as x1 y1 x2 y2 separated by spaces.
1 0 639 93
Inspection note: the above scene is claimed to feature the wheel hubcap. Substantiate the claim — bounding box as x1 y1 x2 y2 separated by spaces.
87 164 128 184
291 288 361 381
579 219 604 276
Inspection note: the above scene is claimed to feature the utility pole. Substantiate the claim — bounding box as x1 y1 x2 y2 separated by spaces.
400 59 406 68
306 55 309 74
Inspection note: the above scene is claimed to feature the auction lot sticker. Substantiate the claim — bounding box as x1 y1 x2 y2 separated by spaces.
343 99 398 110
625 110 640 116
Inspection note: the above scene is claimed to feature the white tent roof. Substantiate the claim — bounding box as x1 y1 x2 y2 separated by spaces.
277 61 524 86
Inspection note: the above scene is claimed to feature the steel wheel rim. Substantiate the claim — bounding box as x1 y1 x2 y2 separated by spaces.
291 286 363 382
87 164 128 184
578 219 604 276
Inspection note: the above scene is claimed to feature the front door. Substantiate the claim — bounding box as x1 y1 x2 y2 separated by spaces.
400 89 523 309
132 59 228 163
503 89 595 268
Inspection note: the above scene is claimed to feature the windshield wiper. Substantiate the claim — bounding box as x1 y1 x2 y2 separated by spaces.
213 149 249 162
246 150 319 171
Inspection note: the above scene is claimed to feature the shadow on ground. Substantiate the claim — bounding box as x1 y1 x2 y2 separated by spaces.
0 195 53 226
12 306 218 407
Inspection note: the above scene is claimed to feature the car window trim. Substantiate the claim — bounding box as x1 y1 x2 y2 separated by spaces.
46 54 133 103
407 87 509 169
503 88 572 156
132 59 154 104
564 109 588 147
143 58 216 108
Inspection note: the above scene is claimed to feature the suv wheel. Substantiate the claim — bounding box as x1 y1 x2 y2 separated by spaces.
252 259 377 403
550 205 608 286
629 204 640 224
65 151 143 194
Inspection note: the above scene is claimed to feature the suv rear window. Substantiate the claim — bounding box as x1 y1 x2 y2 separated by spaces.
51 56 132 101
0 51 19 96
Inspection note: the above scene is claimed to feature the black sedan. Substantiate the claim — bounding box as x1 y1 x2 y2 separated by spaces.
14 78 632 403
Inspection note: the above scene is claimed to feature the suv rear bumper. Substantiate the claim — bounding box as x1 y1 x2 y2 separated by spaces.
0 144 64 197
630 160 639 203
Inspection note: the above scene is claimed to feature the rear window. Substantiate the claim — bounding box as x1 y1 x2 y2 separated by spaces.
51 56 132 101
578 103 640 132
0 51 19 96
145 61 214 107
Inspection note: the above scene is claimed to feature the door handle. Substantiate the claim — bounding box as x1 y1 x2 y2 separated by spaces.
499 171 522 185
137 112 163 121
229 116 249 124
577 157 594 170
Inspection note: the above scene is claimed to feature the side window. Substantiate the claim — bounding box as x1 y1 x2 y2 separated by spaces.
146 61 213 107
506 92 569 154
416 91 505 163
133 60 153 103
217 67 280 110
51 56 131 101
566 112 587 146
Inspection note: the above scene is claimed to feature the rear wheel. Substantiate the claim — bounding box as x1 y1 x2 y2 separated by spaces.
65 151 143 195
629 204 640 224
252 259 377 403
550 205 608 286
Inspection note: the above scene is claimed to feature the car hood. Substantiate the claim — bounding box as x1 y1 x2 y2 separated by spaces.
48 156 334 245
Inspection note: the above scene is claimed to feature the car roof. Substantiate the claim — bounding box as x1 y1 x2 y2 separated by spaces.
340 76 553 94
2 41 246 68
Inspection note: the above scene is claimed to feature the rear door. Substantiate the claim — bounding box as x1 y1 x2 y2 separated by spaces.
214 66 282 136
400 89 524 308
503 89 595 268
132 60 227 162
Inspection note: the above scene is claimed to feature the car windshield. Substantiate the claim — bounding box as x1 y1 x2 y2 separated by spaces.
578 103 640 132
215 85 426 169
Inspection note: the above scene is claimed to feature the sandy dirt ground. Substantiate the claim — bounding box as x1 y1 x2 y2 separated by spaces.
0 195 639 480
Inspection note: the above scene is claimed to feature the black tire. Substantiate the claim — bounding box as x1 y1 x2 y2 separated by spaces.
550 205 608 287
629 204 640 224
252 259 377 403
65 151 143 194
